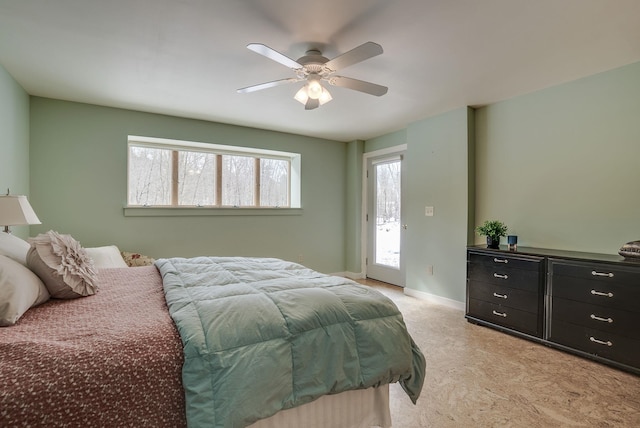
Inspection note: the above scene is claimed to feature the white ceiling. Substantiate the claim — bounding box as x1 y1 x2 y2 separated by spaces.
1 0 639 142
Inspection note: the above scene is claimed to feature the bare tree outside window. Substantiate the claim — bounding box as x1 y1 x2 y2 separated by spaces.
376 161 401 224
375 160 401 268
178 151 216 206
128 146 172 205
127 138 299 208
260 158 289 207
222 155 255 206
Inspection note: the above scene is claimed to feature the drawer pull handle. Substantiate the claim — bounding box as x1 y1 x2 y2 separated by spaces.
493 258 508 264
591 270 614 278
589 336 612 347
590 290 614 298
493 273 508 280
493 292 508 299
590 314 613 323
492 310 507 318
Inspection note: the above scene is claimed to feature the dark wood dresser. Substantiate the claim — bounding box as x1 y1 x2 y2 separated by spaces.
466 246 640 375
467 250 544 338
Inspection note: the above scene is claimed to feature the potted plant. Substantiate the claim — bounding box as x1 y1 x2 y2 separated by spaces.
476 220 508 249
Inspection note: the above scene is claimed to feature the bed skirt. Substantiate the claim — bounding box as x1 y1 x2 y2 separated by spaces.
248 385 391 428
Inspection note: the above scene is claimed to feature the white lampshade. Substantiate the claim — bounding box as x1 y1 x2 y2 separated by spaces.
0 194 41 233
294 86 309 104
318 87 333 105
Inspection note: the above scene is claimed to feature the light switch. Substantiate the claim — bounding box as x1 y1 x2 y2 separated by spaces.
425 206 434 216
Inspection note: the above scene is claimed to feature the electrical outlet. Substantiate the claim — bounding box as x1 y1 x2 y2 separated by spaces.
425 206 434 216
297 254 304 263
426 265 433 275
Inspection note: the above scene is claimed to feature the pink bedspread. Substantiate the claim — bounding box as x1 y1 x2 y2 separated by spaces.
0 266 187 427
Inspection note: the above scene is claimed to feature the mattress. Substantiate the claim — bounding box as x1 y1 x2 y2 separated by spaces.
250 385 391 428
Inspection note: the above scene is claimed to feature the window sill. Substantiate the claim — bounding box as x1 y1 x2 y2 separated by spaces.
123 206 303 217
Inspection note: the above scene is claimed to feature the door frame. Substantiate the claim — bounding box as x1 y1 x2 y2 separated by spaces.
361 144 407 283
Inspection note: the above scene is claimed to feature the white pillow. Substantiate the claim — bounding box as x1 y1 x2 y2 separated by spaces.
85 245 128 268
0 255 50 326
0 232 31 266
27 231 97 299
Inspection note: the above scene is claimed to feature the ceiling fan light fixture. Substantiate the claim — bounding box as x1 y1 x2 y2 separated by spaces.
318 86 332 105
306 78 323 100
240 41 387 108
294 86 309 104
294 84 332 107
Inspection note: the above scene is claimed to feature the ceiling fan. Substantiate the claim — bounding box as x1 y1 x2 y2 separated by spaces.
237 41 388 110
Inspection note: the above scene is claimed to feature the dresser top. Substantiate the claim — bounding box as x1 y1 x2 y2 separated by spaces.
467 245 640 266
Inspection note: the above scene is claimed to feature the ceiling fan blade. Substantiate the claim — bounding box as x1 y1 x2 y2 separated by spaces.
328 76 388 96
237 78 298 94
324 42 383 71
247 43 302 69
305 98 319 110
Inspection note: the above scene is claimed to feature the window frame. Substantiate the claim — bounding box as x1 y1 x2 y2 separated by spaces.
125 135 301 216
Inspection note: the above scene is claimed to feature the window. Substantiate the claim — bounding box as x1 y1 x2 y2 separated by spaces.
127 136 300 209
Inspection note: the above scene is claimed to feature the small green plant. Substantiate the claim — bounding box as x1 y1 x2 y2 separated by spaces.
475 220 508 240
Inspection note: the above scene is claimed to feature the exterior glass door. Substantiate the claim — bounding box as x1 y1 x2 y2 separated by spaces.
366 153 405 286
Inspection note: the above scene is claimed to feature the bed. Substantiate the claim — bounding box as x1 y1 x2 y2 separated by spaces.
0 232 425 428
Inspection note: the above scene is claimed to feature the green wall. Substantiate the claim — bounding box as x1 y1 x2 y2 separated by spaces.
344 139 364 274
365 129 406 153
405 107 472 303
29 98 348 273
9 59 640 305
0 64 31 239
475 61 640 254
365 108 472 303
363 61 640 305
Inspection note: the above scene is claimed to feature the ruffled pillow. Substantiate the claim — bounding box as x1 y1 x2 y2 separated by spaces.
27 231 97 299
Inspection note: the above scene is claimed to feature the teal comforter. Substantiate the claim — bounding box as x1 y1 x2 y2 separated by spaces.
156 257 425 428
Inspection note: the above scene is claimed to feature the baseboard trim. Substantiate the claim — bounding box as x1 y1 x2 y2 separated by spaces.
344 271 365 280
403 288 465 311
334 272 465 311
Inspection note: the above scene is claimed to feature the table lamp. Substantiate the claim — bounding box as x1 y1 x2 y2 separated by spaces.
0 189 41 234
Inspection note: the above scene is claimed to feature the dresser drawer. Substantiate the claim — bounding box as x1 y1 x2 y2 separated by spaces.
550 273 640 313
467 262 541 293
468 280 539 313
468 298 540 337
468 252 543 272
550 297 640 340
550 259 640 285
549 320 640 369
